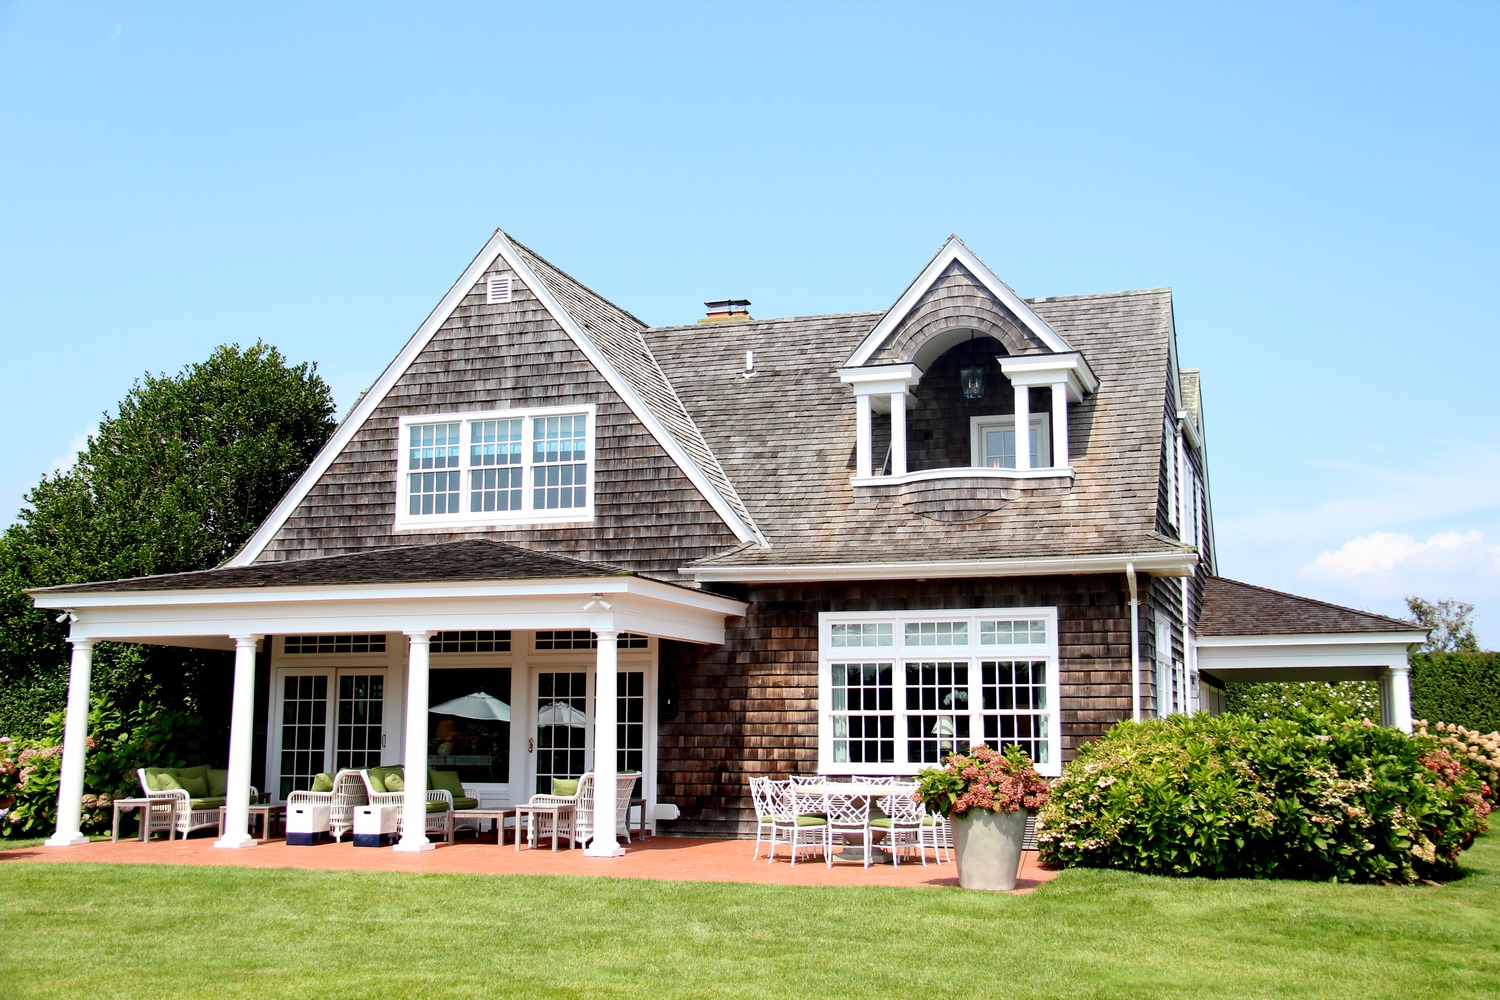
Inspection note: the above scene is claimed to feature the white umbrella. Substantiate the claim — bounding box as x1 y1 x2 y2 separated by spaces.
429 690 511 722
536 701 588 728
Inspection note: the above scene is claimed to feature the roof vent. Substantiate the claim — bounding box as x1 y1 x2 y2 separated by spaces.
486 275 512 304
699 299 752 324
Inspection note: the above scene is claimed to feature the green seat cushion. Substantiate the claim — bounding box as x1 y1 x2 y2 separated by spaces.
207 769 229 797
178 774 210 798
189 796 227 810
452 796 479 811
796 814 827 827
383 771 406 793
311 772 335 793
426 800 450 813
551 778 579 796
869 816 936 828
429 769 465 798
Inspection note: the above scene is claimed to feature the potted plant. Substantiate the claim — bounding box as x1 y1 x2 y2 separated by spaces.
914 744 1051 891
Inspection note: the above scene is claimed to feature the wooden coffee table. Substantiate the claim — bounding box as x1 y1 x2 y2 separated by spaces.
111 797 163 842
218 803 287 842
514 803 575 851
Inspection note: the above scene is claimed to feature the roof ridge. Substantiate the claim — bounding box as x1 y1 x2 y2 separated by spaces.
505 234 650 330
647 309 886 333
1211 576 1417 630
1027 288 1173 303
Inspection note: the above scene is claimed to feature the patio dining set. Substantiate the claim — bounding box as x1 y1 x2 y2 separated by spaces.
751 776 951 868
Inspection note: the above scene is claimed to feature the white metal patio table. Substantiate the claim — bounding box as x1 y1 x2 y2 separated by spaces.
800 782 915 865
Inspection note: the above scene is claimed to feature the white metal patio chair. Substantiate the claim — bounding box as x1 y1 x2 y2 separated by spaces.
286 769 367 842
767 784 829 865
749 776 789 859
823 788 874 869
872 784 932 866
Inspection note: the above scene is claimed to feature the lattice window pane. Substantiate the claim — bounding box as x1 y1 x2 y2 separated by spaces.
279 674 328 799
284 634 386 655
979 620 1047 646
830 623 893 648
830 662 895 763
535 671 588 795
980 660 1049 763
470 418 523 512
534 630 647 650
905 661 970 763
408 422 461 515
617 670 645 784
903 622 968 647
532 414 588 510
335 673 384 771
431 630 512 653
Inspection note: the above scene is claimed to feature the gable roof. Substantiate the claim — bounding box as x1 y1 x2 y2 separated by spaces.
844 235 1074 367
35 539 630 594
1198 576 1420 636
226 229 763 568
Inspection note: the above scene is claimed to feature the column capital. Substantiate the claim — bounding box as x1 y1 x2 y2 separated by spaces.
593 629 621 641
65 636 95 650
1386 662 1411 676
404 629 436 641
229 634 263 647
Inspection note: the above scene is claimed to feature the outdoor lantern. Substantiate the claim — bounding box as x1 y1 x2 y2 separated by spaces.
960 366 985 399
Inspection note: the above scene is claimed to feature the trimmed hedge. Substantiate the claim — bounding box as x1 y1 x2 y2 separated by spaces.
1411 652 1500 734
1036 711 1492 883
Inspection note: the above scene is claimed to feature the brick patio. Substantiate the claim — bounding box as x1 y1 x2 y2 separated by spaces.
0 833 1058 892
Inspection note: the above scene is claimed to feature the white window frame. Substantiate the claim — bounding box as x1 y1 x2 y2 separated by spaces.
1155 616 1174 717
970 414 1052 470
394 403 596 531
817 607 1062 777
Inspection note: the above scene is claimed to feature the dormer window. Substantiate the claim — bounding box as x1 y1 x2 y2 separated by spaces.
971 414 1050 469
395 405 595 530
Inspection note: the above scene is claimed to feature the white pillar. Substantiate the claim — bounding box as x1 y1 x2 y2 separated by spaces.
46 638 94 847
1050 382 1069 469
1014 383 1031 470
855 393 873 479
215 635 261 849
585 629 624 857
394 631 434 852
890 391 908 477
1386 663 1413 733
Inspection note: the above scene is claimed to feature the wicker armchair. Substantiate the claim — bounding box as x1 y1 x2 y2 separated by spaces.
570 772 641 850
286 769 367 841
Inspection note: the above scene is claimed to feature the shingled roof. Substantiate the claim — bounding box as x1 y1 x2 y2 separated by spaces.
645 288 1188 567
1198 577 1420 636
33 539 630 594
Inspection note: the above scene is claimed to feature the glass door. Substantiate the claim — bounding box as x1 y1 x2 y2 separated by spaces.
334 671 385 771
278 672 330 800
534 671 589 794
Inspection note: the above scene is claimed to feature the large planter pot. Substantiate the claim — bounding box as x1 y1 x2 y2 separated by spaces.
951 808 1028 891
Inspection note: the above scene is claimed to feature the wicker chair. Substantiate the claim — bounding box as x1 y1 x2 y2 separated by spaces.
359 768 465 844
522 775 587 849
286 769 367 841
137 766 258 840
572 772 641 850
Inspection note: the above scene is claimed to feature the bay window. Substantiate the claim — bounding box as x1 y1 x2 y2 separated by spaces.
395 404 595 529
819 608 1061 776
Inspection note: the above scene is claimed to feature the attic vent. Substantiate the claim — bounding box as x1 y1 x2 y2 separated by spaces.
486 275 513 304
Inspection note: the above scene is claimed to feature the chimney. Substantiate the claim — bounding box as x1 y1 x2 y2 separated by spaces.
699 299 753 324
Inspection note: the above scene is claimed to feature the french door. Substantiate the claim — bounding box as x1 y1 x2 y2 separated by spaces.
530 669 645 796
276 669 386 799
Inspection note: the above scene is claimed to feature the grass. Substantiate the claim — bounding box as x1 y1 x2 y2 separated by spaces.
3 834 1499 999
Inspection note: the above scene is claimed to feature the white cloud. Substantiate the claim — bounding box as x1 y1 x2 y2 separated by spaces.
1301 530 1500 580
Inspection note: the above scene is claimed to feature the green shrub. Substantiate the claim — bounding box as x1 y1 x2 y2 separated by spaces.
0 697 205 838
1411 652 1500 734
1036 712 1491 883
1224 680 1380 720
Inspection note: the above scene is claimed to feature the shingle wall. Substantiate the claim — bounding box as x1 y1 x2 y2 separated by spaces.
871 260 1050 364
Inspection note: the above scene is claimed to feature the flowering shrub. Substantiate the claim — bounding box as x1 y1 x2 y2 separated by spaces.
0 698 205 838
913 744 1051 817
1036 712 1491 883
1415 720 1500 805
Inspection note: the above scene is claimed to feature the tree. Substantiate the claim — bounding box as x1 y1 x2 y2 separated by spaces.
0 342 336 739
1406 596 1481 654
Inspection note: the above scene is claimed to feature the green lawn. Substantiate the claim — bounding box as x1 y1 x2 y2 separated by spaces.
3 834 1499 999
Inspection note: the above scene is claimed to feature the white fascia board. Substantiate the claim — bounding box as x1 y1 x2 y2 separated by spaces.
227 231 514 567
1195 631 1427 649
999 352 1100 399
1176 409 1204 450
846 236 1073 368
685 550 1197 583
837 364 924 394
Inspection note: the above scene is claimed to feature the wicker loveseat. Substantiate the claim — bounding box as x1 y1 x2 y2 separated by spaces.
138 765 258 840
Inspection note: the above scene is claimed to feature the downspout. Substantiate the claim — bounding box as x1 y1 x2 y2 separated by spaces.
1127 562 1140 722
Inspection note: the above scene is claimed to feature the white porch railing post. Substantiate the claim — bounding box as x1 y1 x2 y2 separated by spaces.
1387 663 1413 734
394 630 435 852
585 629 624 857
46 637 94 847
1014 383 1031 470
854 394 873 479
216 635 261 849
1050 381 1069 469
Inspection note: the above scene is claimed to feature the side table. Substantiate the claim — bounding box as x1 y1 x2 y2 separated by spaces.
514 802 575 851
452 807 517 846
218 803 287 842
111 797 162 843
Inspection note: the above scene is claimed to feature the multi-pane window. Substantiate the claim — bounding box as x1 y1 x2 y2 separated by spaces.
470 419 523 512
820 610 1060 776
431 630 511 653
284 634 386 655
972 415 1052 470
279 674 328 799
533 414 588 510
397 407 593 527
534 631 648 650
334 674 384 771
408 422 462 515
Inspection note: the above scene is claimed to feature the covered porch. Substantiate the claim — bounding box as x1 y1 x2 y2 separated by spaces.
29 540 746 856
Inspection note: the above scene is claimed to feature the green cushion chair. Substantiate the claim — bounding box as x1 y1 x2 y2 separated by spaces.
137 764 257 840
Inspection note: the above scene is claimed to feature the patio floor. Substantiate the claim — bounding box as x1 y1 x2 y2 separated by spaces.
1 833 1058 892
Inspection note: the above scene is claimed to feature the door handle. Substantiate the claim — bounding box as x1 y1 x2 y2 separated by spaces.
528 737 534 753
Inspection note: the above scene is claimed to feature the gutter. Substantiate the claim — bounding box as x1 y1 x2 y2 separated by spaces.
684 550 1197 584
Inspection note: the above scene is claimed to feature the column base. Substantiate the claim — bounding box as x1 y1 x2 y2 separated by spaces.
214 834 258 850
44 832 89 848
584 841 625 858
393 836 435 853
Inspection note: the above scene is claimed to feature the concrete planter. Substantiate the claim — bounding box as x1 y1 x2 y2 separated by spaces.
952 808 1028 891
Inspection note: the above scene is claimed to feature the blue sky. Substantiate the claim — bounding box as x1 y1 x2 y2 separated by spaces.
2 2 1497 639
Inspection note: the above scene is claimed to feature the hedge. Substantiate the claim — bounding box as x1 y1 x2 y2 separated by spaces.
1411 652 1500 734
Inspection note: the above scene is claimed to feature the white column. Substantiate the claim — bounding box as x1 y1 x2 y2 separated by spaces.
1050 381 1069 469
46 638 94 847
394 631 434 852
215 635 261 849
855 393 873 479
1386 663 1413 733
890 391 908 477
1014 383 1031 470
586 629 624 857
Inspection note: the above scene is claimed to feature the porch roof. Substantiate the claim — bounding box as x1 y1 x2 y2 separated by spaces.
1198 576 1418 636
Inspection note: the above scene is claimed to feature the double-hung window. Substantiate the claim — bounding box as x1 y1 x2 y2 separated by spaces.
395 404 595 529
819 608 1061 777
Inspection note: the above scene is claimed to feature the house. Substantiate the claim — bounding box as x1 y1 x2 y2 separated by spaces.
30 230 1427 853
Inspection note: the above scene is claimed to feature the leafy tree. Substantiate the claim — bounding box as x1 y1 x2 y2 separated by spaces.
1406 596 1481 653
0 342 336 740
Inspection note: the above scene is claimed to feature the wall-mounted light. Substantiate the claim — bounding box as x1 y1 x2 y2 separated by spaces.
960 366 985 399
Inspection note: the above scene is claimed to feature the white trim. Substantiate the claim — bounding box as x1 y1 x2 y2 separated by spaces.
686 551 1198 583
817 607 1062 777
836 364 925 397
846 236 1073 368
851 466 1074 489
393 404 597 531
998 352 1099 400
970 413 1052 470
228 229 762 567
1195 631 1428 648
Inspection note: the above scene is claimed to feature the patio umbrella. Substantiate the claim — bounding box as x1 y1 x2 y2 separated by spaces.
429 690 511 722
536 701 588 728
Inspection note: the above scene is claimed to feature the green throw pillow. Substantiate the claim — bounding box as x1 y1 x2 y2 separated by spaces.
383 772 405 793
153 771 183 792
365 771 387 793
551 778 579 796
177 764 212 782
178 774 209 798
429 769 464 798
311 772 335 793
207 769 229 797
